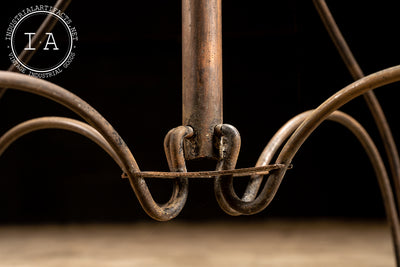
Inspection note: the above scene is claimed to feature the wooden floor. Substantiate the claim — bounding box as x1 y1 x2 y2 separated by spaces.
0 220 395 267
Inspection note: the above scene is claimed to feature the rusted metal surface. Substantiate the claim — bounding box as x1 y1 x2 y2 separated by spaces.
120 165 289 179
243 111 312 202
0 71 189 221
4 68 400 259
213 109 400 262
213 124 242 216
214 65 400 215
160 126 193 219
0 118 286 180
182 0 223 160
0 0 72 99
1 1 400 265
313 0 400 212
256 70 400 263
2 68 400 258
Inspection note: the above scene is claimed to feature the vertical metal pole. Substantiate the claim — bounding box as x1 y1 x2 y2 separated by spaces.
182 0 223 160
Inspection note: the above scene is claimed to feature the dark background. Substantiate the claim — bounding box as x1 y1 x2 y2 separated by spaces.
0 0 399 223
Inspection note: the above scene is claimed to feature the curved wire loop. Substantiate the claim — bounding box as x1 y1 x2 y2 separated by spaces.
0 116 123 169
313 0 400 214
162 126 193 211
212 66 400 261
267 65 400 218
242 111 311 203
214 65 400 216
215 109 400 262
0 71 189 221
213 124 242 216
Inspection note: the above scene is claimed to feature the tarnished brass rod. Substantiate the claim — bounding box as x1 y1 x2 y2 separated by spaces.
0 0 72 99
313 0 400 211
182 0 223 160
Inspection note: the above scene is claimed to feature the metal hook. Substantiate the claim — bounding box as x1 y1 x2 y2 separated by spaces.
161 126 193 211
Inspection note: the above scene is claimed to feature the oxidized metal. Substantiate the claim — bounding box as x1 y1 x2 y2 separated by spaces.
182 0 223 160
1 0 400 265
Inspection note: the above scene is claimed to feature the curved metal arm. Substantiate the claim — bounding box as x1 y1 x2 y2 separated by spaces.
243 111 311 202
0 71 187 221
0 117 124 170
216 65 400 217
215 109 400 262
313 0 400 214
212 65 400 262
214 63 400 218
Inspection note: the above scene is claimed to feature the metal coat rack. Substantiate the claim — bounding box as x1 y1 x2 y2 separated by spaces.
1 0 400 265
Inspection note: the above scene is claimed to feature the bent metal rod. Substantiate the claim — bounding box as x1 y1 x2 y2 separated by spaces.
1 0 400 265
